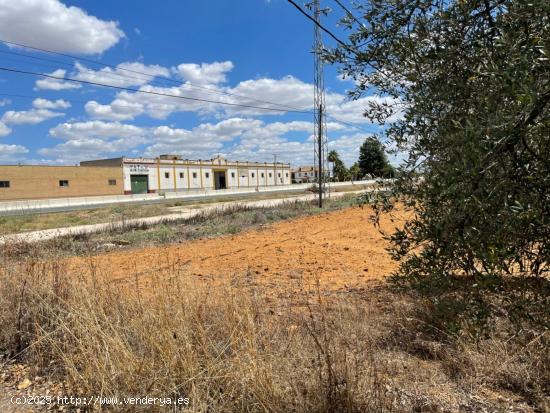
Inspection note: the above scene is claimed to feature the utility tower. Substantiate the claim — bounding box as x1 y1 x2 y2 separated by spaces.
312 0 329 207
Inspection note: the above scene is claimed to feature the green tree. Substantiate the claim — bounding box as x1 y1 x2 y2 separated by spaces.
328 150 349 181
328 0 550 280
358 137 395 178
349 163 361 181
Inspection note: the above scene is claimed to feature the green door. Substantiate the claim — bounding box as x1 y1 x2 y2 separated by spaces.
130 175 149 194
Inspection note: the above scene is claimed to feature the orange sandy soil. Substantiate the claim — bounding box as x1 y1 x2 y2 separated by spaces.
67 206 408 295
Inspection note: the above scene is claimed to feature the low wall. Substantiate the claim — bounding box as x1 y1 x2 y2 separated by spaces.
0 180 378 215
0 193 160 214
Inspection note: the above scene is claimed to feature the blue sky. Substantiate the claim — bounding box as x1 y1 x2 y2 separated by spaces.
0 0 389 166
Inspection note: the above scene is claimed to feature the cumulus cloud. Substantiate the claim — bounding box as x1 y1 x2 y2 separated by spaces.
50 120 147 141
144 118 262 157
38 138 138 161
175 61 234 86
38 118 317 164
0 121 11 137
42 120 149 161
326 95 400 123
0 0 124 54
1 108 64 125
32 98 71 110
85 99 144 121
74 62 170 88
0 144 29 162
223 76 313 116
37 111 360 165
83 71 395 126
35 69 81 90
80 74 309 121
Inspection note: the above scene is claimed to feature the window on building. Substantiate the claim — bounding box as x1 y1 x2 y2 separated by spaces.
205 172 210 178
179 172 184 178
192 172 197 178
59 180 69 187
261 173 265 178
164 172 170 179
269 173 272 178
108 179 117 186
0 181 10 188
251 173 255 178
286 173 289 177
231 172 235 178
278 173 281 177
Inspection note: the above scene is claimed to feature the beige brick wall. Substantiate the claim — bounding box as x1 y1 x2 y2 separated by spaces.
0 166 124 201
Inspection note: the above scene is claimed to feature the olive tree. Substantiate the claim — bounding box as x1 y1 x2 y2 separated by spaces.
328 0 550 279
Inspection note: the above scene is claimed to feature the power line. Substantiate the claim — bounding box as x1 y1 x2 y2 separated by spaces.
0 66 314 114
0 92 198 113
325 114 371 133
312 0 330 207
0 38 311 113
0 39 375 126
0 91 372 137
286 0 393 82
286 0 353 51
331 0 365 28
0 49 160 85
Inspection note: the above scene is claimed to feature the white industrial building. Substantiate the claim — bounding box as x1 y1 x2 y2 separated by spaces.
291 166 319 183
81 155 292 194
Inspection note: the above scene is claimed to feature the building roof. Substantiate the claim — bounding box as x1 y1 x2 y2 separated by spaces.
81 155 291 167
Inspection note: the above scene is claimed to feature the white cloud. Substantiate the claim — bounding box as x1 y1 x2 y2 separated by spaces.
144 118 261 157
1 108 64 125
224 76 313 116
87 72 394 126
326 95 400 123
0 0 124 54
38 138 137 161
74 62 170 88
42 120 148 161
0 121 11 137
32 98 71 110
37 112 359 165
175 61 234 86
85 99 144 121
50 120 146 141
39 118 318 164
0 99 11 107
86 74 310 121
35 69 81 91
0 144 29 162
328 133 369 166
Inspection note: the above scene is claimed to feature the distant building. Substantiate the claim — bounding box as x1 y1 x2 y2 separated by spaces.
0 164 123 201
82 155 291 194
291 166 318 184
0 155 291 201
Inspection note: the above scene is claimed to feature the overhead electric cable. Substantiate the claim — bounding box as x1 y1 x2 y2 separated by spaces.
286 0 353 51
285 0 393 81
331 0 366 28
0 38 311 112
0 91 370 135
0 66 314 113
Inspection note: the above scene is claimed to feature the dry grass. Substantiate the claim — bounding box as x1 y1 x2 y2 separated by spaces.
0 195 359 261
1 245 548 412
0 188 321 235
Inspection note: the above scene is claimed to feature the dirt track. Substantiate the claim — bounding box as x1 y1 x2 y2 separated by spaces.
68 206 406 294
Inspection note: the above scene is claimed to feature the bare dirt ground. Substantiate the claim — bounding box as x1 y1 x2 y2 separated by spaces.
67 205 406 295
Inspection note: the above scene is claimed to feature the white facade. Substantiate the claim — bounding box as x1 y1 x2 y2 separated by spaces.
121 156 291 194
291 167 318 184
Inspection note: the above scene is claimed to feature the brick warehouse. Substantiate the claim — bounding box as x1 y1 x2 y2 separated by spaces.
0 155 292 201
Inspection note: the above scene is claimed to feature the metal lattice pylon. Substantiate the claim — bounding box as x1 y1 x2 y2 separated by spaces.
312 0 329 207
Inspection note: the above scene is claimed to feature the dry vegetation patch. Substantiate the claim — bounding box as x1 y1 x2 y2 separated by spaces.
0 205 547 412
